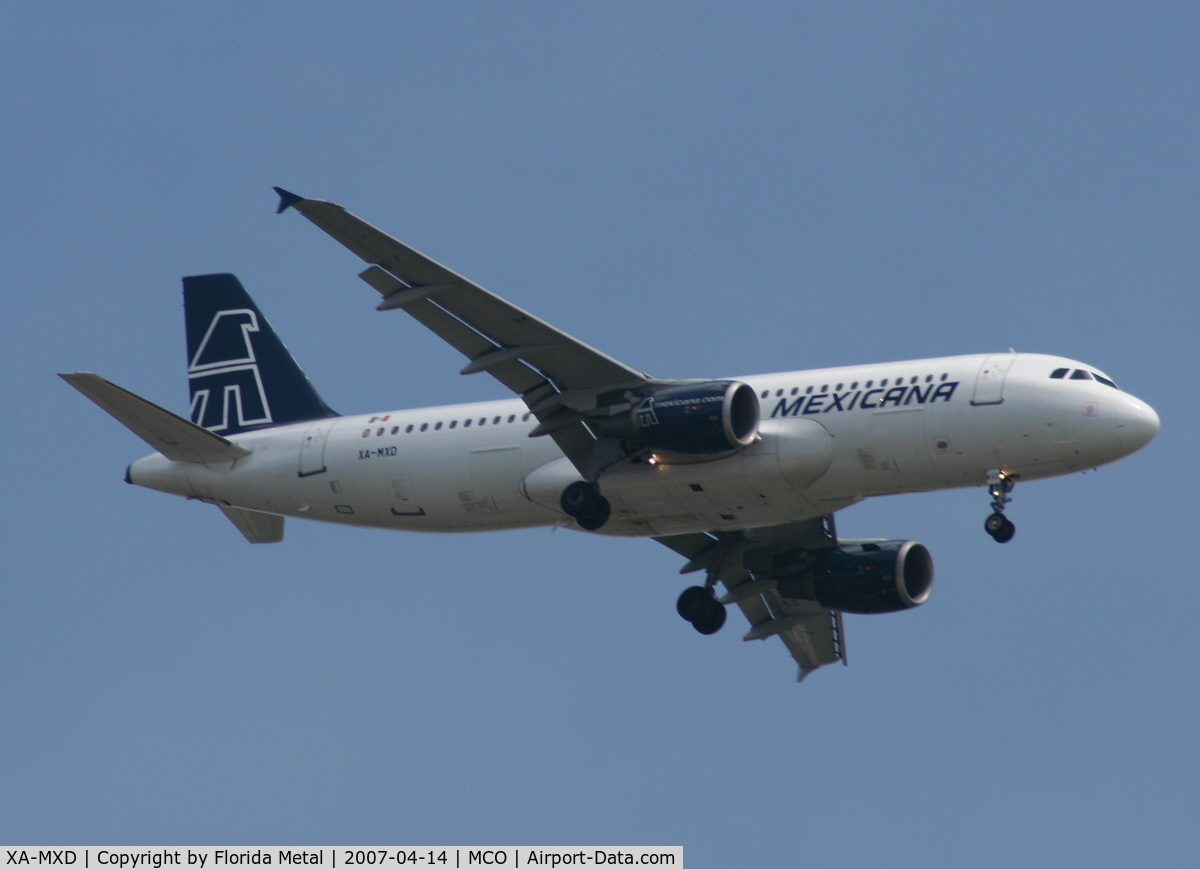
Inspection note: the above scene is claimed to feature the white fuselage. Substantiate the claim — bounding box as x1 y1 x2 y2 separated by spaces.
128 352 1159 537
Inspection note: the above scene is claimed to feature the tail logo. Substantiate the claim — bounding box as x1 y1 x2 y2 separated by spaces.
188 308 273 431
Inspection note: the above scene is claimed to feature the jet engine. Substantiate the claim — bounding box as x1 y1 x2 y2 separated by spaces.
596 380 760 456
808 540 934 614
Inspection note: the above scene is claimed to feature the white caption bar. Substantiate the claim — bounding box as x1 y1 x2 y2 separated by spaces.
1 849 682 869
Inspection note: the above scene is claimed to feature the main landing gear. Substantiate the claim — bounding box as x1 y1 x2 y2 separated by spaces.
560 480 611 531
674 532 746 636
677 585 727 635
984 470 1016 543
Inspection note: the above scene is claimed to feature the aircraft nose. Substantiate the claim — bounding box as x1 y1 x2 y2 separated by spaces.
1116 397 1160 453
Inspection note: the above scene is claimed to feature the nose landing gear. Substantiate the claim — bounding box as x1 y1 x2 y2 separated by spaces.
984 470 1016 543
985 511 1015 542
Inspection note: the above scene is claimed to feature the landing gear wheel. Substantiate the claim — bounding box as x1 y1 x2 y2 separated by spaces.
985 512 1015 543
676 586 726 634
561 480 599 515
560 480 611 530
691 598 727 635
676 585 712 621
575 496 610 531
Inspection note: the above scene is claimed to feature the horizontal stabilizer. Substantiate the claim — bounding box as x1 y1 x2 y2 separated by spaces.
60 372 251 464
219 505 284 543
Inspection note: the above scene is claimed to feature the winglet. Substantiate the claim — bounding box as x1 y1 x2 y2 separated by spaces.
273 186 304 214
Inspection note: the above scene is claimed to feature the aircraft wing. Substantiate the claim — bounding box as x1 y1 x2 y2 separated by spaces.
655 518 847 682
275 188 657 474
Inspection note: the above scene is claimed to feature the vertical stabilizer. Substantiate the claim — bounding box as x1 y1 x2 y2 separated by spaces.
183 273 337 434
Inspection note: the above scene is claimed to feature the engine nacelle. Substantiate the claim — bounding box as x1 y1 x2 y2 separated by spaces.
810 540 934 614
598 380 759 456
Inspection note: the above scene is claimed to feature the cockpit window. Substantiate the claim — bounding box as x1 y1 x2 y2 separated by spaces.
1050 368 1069 379
1093 373 1120 389
1069 369 1093 380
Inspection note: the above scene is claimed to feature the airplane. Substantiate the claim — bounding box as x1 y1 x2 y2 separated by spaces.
61 188 1161 681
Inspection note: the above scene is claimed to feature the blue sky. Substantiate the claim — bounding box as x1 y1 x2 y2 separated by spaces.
2 3 1196 865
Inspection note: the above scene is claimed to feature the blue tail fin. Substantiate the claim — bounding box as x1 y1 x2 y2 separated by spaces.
183 273 337 434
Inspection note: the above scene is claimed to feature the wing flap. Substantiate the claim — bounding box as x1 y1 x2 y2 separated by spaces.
60 372 251 464
765 600 844 681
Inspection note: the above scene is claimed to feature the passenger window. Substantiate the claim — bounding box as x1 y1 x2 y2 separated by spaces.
449 420 457 429
880 379 888 387
406 425 413 433
376 427 384 436
925 375 932 383
910 377 917 384
760 390 769 399
865 381 873 388
361 429 370 438
420 423 428 432
836 383 843 390
508 415 516 423
820 384 828 391
940 373 948 381
493 416 501 424
1070 370 1092 380
391 426 399 434
850 382 858 389
479 418 487 425
434 422 443 430
806 386 813 394
523 413 531 421
790 387 798 395
1050 368 1069 379
463 419 471 427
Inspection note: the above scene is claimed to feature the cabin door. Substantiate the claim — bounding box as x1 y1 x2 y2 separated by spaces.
971 355 1014 406
298 419 336 476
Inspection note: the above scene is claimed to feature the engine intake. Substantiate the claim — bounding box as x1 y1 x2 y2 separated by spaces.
810 540 934 614
598 380 759 456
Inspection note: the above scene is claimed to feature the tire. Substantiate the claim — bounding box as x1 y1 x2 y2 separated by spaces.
991 516 1015 543
575 495 611 531
676 585 712 621
984 512 1007 535
561 481 599 517
691 599 727 635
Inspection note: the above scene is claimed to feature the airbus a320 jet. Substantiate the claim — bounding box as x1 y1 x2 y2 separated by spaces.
62 189 1160 680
